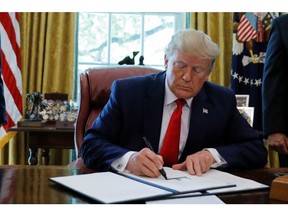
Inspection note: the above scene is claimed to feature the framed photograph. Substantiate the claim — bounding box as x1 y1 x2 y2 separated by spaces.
237 107 254 127
236 94 249 107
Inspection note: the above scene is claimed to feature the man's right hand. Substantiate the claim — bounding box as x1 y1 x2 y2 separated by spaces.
126 148 164 177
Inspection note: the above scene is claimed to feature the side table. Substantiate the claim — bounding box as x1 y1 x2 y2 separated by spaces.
8 121 74 165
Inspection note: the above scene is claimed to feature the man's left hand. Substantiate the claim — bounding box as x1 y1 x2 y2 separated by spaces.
172 150 215 176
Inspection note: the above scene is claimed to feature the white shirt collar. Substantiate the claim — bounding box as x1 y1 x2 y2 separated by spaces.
164 76 193 107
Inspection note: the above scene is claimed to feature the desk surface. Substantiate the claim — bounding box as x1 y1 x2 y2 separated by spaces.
0 165 287 204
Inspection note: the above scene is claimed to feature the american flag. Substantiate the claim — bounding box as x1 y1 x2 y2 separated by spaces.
237 13 258 42
0 12 23 148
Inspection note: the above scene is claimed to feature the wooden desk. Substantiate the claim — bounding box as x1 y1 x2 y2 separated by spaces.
0 165 287 204
9 123 74 165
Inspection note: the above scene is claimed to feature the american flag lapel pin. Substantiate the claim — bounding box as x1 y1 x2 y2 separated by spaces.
203 108 208 114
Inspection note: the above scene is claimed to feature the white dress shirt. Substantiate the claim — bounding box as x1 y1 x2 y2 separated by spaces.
112 77 226 172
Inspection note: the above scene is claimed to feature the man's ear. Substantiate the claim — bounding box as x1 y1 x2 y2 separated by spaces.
164 55 168 70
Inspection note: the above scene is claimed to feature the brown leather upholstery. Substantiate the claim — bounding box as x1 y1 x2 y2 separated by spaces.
74 65 162 158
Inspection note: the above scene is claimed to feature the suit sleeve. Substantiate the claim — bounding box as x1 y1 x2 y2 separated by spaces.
216 104 267 170
214 90 267 170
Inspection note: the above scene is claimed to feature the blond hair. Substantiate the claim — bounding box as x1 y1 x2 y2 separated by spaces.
164 29 220 69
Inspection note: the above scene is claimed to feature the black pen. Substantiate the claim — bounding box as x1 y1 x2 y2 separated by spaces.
142 136 168 180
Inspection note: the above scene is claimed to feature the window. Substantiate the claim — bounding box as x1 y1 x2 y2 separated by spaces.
74 12 186 100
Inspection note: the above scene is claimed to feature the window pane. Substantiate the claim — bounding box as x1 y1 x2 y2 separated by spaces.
110 14 141 64
144 15 175 66
78 13 109 64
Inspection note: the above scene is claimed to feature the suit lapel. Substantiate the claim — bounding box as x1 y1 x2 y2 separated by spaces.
180 83 211 161
143 72 166 152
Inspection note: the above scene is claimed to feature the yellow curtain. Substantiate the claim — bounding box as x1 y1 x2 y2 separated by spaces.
190 12 278 167
190 12 233 87
0 12 76 165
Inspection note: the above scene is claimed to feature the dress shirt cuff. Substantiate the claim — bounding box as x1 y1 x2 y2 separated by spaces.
111 151 137 172
205 148 227 168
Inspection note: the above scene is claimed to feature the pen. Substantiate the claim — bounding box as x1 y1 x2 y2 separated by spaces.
142 136 168 180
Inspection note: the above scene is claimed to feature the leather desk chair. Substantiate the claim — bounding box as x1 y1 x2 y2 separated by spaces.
70 65 161 168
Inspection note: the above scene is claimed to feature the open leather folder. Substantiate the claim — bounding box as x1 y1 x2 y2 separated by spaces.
49 167 268 204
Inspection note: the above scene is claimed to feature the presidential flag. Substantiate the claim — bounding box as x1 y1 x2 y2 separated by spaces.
0 12 23 148
230 12 277 131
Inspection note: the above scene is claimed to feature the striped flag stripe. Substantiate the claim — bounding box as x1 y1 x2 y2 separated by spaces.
237 16 257 42
1 13 20 54
0 12 22 147
239 22 251 36
1 52 22 112
237 18 249 33
3 78 22 126
238 25 257 41
3 112 13 131
0 127 6 138
241 29 257 41
9 13 21 47
0 22 22 94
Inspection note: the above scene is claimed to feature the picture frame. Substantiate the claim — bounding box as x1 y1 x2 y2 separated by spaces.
236 94 250 107
237 107 254 126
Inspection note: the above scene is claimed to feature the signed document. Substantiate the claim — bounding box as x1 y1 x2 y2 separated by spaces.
122 167 235 193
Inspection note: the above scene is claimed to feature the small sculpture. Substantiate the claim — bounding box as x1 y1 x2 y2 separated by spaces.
139 55 144 65
118 51 139 65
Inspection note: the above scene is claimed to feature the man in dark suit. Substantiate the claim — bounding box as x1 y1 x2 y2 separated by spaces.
262 14 288 167
81 29 267 177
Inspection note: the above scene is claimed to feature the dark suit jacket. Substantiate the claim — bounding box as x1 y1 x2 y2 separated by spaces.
262 14 288 137
81 71 267 171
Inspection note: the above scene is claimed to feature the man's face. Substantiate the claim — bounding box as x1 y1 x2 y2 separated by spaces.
164 50 212 99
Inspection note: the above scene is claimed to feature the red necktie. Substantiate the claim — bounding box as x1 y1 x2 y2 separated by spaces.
160 99 186 167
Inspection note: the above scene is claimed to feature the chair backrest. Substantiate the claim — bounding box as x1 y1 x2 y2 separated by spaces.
74 65 162 158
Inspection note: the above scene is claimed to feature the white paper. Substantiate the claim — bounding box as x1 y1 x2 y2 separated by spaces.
50 172 172 204
204 169 269 193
